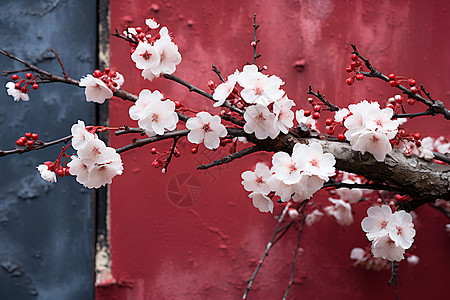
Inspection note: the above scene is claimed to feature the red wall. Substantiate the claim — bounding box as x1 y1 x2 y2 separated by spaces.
97 1 450 299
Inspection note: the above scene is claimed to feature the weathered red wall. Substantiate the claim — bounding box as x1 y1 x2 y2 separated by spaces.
97 1 449 299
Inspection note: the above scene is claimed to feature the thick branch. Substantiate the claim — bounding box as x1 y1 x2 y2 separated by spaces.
258 133 450 211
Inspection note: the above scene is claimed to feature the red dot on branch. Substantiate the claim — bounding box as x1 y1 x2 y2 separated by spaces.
25 73 33 79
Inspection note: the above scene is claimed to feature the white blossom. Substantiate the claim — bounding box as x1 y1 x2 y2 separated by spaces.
241 162 272 195
361 205 393 241
407 255 420 266
387 210 415 249
37 164 57 183
145 18 160 29
273 97 295 133
334 108 350 123
371 235 405 262
335 172 363 204
212 70 239 107
6 82 29 101
295 109 316 130
305 209 324 227
186 111 227 149
79 74 113 104
238 64 285 105
249 192 273 213
136 96 178 136
292 143 336 181
129 89 164 121
243 104 279 140
131 42 160 70
324 198 353 226
344 101 399 162
71 120 96 151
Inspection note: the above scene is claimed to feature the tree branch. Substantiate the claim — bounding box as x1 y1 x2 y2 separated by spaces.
242 203 291 300
197 145 260 170
307 85 340 111
351 44 450 120
0 135 73 157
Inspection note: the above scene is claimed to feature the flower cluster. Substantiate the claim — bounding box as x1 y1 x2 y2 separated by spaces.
67 120 123 188
5 72 39 102
213 65 299 140
361 205 415 262
79 68 124 104
241 142 336 213
128 21 181 81
339 100 399 161
129 89 179 137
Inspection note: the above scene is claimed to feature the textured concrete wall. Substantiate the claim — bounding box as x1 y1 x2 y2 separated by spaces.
101 0 450 299
0 1 96 299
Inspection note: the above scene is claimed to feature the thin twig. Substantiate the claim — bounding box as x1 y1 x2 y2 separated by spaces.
212 64 225 82
111 28 138 45
242 203 291 300
0 135 73 157
162 137 180 172
387 261 399 300
197 145 260 170
351 44 450 120
283 221 304 300
163 73 244 116
115 129 189 154
251 14 261 65
51 48 71 80
307 86 340 111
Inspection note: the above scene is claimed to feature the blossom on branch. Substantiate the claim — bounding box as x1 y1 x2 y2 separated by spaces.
324 198 353 226
129 90 179 136
5 82 29 102
37 164 57 183
361 205 415 261
212 70 239 107
344 101 399 161
238 64 285 105
186 111 227 150
241 162 272 195
243 104 279 139
249 192 273 213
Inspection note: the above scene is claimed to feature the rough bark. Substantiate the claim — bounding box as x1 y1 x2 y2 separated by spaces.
256 132 450 211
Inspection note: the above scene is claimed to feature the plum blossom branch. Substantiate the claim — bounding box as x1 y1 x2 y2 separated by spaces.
197 144 260 170
307 85 340 111
0 135 72 157
0 49 80 86
114 126 146 136
211 64 225 82
351 44 450 120
388 262 399 300
115 129 190 154
242 203 291 300
162 136 180 172
163 73 244 116
251 14 262 66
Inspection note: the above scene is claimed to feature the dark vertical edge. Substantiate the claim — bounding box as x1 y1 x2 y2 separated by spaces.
95 0 111 288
